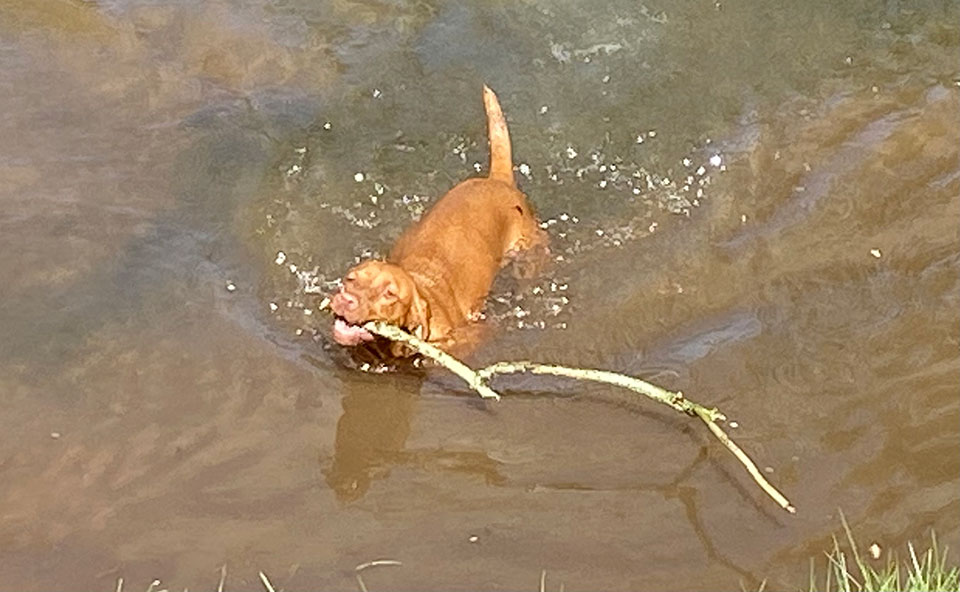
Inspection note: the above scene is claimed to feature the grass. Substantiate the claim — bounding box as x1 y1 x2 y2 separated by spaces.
807 514 959 592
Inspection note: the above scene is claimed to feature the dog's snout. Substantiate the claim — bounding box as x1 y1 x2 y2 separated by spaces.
334 289 359 311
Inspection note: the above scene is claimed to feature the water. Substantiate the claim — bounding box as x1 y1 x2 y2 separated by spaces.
0 0 957 589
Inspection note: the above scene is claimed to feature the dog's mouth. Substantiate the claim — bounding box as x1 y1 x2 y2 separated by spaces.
332 315 375 346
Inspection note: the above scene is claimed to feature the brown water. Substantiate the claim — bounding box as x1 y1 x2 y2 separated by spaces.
1 1 958 590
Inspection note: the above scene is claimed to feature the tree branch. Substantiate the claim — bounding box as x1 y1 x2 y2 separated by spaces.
318 300 795 513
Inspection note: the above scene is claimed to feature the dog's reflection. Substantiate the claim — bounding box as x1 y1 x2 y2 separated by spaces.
323 370 505 502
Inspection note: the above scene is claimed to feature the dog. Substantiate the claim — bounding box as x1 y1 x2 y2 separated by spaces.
330 85 545 356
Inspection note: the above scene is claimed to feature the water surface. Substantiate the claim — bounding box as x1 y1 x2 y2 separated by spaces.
0 0 957 590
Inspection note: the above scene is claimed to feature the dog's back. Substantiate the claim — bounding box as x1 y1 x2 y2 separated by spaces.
388 87 542 319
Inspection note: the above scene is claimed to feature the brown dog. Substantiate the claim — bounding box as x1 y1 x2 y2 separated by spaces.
330 85 544 355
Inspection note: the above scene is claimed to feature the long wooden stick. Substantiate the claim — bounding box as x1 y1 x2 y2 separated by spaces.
318 300 795 513
366 320 502 401
478 361 793 513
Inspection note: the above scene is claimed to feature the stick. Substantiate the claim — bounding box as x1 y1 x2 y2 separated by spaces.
365 321 501 401
694 408 795 513
479 362 793 513
319 302 794 513
355 559 402 592
477 361 724 420
258 571 276 592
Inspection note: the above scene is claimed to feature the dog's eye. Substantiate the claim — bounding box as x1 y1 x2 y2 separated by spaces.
344 272 357 283
514 205 524 215
382 285 399 300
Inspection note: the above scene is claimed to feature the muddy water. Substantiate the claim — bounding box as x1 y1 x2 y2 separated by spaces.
1 0 958 590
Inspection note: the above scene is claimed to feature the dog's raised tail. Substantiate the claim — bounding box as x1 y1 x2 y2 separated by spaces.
482 85 515 186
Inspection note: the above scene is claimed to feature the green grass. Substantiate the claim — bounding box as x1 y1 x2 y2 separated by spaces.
808 515 959 592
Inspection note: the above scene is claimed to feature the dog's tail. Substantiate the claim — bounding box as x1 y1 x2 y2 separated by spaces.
482 85 515 186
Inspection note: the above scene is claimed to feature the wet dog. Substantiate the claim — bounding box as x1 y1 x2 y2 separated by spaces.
330 86 545 356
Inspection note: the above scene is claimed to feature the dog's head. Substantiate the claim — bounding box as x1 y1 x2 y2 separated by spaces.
330 260 430 346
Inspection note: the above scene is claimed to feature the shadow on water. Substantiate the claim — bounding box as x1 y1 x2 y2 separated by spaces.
324 371 509 503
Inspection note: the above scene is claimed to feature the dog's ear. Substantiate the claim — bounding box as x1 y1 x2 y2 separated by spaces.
389 292 430 359
404 288 431 343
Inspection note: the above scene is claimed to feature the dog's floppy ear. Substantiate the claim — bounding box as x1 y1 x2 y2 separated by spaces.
390 291 430 358
405 288 431 343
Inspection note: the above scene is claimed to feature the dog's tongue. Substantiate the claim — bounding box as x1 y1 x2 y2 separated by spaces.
333 318 374 345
